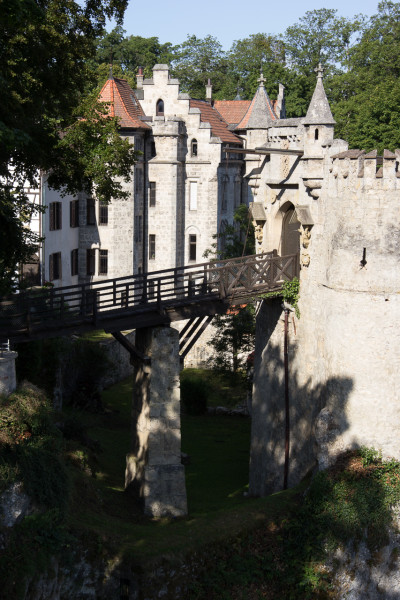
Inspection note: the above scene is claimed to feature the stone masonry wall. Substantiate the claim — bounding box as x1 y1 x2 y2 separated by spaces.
250 151 400 496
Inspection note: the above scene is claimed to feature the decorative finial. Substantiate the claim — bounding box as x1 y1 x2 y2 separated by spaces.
257 70 266 88
235 86 242 101
315 63 324 80
108 63 113 80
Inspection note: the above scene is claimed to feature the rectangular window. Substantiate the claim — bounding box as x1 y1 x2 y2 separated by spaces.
86 198 96 226
71 249 78 276
99 249 108 275
189 182 197 211
49 202 62 231
149 182 156 207
99 201 108 226
86 248 95 275
49 252 62 281
149 234 156 260
189 234 197 262
70 199 79 228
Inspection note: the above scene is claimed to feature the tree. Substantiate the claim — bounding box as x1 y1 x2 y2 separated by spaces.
170 35 227 98
0 0 136 294
94 27 176 87
221 33 285 100
206 205 256 373
333 1 400 151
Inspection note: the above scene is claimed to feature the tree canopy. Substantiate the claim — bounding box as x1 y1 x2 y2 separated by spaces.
0 0 137 294
3 1 399 293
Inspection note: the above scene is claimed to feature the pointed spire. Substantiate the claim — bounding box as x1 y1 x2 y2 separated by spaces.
235 78 277 129
303 63 335 125
234 86 242 101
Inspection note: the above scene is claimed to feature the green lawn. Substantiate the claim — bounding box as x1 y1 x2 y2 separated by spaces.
65 375 301 565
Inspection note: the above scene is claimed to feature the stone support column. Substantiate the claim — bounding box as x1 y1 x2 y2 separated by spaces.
125 326 187 517
0 351 18 397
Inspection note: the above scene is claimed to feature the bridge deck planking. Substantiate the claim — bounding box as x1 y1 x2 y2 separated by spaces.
0 253 299 342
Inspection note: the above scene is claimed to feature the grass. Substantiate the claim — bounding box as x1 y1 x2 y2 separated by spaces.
78 329 114 342
7 374 400 598
64 375 299 565
181 368 247 408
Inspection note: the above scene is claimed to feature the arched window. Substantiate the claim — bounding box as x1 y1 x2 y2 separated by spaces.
156 99 164 116
191 139 198 157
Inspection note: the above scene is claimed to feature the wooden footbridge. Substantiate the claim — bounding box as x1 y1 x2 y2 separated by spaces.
0 252 298 356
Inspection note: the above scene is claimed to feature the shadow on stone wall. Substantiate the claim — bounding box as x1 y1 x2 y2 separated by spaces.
250 300 354 497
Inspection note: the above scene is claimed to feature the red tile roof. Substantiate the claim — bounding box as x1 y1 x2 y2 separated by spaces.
213 100 251 126
99 77 150 130
189 100 242 145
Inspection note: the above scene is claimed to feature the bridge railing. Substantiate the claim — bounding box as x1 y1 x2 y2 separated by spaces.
0 252 299 338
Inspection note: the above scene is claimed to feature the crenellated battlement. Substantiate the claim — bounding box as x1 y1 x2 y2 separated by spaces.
328 148 400 190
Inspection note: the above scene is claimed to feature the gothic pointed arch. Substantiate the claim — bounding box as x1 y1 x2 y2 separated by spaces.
280 203 300 257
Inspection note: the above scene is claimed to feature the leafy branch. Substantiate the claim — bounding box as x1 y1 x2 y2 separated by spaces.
260 277 300 318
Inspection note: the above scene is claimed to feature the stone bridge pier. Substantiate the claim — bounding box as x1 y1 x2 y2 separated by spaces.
125 326 187 517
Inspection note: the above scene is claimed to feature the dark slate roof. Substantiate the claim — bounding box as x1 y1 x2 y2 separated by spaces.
99 77 150 130
189 100 243 144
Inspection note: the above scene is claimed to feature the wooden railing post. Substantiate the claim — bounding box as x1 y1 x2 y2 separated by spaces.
141 274 148 304
188 274 194 298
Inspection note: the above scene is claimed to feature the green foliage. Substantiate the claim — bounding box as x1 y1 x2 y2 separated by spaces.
262 276 300 318
0 0 134 294
94 26 175 84
189 449 400 599
0 509 74 600
0 383 70 510
180 373 209 415
208 305 255 373
170 35 227 99
16 337 111 409
181 368 247 409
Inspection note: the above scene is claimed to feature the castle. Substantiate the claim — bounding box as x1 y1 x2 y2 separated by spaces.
34 63 400 496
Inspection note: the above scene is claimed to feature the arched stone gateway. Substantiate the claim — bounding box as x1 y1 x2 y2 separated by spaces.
281 204 300 257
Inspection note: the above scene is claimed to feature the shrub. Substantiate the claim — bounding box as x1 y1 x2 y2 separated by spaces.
180 374 209 415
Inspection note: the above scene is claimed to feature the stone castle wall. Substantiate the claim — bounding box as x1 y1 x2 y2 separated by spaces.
250 150 400 496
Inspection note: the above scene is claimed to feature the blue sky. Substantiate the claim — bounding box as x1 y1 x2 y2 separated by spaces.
115 0 382 49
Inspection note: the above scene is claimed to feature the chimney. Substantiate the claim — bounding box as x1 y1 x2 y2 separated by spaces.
206 78 212 103
136 66 144 89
